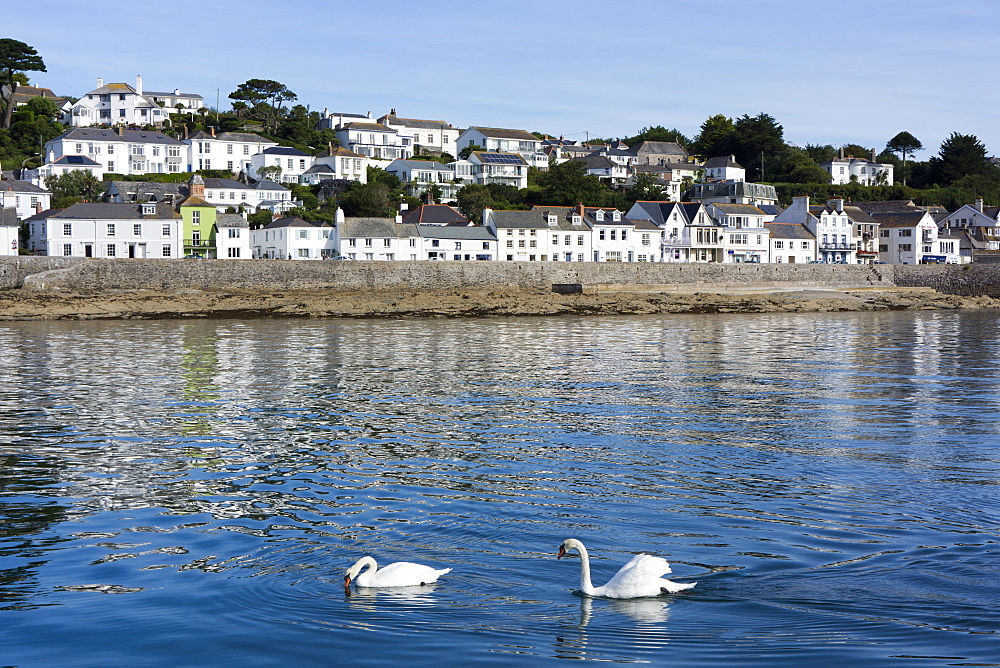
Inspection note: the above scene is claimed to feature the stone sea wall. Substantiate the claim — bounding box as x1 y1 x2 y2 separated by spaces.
0 256 996 296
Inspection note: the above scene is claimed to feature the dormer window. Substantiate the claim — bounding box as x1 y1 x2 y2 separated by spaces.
595 210 605 221
141 203 155 215
612 211 621 221
547 214 557 225
571 214 581 224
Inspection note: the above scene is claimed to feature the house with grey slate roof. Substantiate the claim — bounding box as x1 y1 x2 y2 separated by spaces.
337 215 417 261
386 159 461 200
378 112 459 157
484 208 592 262
105 177 295 216
63 76 173 127
625 200 723 263
0 180 52 221
335 122 411 164
416 224 496 261
184 128 278 176
706 203 771 263
764 220 816 264
400 204 469 226
252 216 337 260
457 127 547 169
248 146 314 184
0 206 19 256
24 202 182 258
32 127 186 183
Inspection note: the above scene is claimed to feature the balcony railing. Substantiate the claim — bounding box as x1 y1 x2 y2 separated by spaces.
819 242 856 250
184 239 215 248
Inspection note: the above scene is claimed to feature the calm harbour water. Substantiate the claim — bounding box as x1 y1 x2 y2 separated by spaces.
1 311 999 666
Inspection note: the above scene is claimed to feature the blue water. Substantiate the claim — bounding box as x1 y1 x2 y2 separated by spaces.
1 311 999 665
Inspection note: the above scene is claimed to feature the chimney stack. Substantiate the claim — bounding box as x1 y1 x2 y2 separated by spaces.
838 147 844 159
871 148 876 162
135 75 143 96
210 126 215 137
183 125 188 139
975 197 984 212
96 77 104 88
576 202 585 217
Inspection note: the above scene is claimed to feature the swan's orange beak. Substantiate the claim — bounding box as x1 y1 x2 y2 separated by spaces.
557 546 566 559
343 575 352 590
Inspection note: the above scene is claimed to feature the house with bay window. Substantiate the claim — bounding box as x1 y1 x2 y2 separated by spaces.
625 201 724 263
247 147 314 184
872 211 959 264
252 216 338 260
184 128 277 175
377 112 459 157
35 127 186 181
484 208 591 262
310 144 368 184
62 76 173 127
764 221 815 263
937 197 1000 262
416 225 495 261
466 152 529 189
706 203 771 263
386 159 460 200
334 122 411 164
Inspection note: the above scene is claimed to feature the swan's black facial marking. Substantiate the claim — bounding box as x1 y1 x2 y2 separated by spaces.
557 546 567 559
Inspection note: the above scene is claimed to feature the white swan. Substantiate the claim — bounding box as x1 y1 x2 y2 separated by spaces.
557 538 695 599
344 556 451 590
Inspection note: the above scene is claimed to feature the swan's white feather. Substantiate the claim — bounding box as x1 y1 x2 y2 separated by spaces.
561 539 695 599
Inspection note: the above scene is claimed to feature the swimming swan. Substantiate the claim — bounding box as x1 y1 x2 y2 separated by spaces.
557 538 695 599
344 556 451 590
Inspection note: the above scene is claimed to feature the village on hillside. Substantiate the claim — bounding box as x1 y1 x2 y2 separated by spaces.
3 59 999 267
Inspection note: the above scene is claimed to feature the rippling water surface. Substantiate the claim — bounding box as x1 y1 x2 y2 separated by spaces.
1 311 999 665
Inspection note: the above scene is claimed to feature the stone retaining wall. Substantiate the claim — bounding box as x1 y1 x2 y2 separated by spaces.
0 256 995 296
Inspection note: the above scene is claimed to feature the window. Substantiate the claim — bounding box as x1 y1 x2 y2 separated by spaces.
518 240 525 248
482 242 489 250
192 211 200 225
133 224 142 236
409 239 416 247
621 230 627 240
168 147 180 157
455 242 462 250
774 240 784 249
228 228 241 238
228 247 241 258
641 234 650 246
227 144 233 154
880 230 889 238
107 244 116 257
366 238 374 247
287 159 293 169
552 235 559 245
577 235 584 246
298 229 308 240
599 230 606 240
348 239 357 247
507 240 514 248
162 244 171 257
63 243 72 256
529 240 537 248
228 161 234 171
162 224 171 236
299 159 306 169
107 223 116 236
298 248 310 258
899 244 912 252
63 223 72 236
899 230 912 237
108 161 115 172
431 240 440 248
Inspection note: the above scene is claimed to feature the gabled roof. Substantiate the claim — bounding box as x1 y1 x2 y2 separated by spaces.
178 196 212 207
314 146 365 159
187 130 274 144
401 204 468 226
339 217 406 237
572 156 617 170
48 202 178 220
416 225 494 240
390 160 454 171
488 209 590 231
264 216 327 229
842 205 876 224
340 122 394 133
1 179 48 194
764 222 815 240
631 141 689 157
251 179 288 191
471 152 527 165
216 213 248 228
261 146 310 156
381 115 451 131
709 203 765 215
302 164 338 175
54 128 185 145
467 126 538 141
704 155 742 169
145 89 203 100
51 155 102 166
871 211 933 227
630 201 710 227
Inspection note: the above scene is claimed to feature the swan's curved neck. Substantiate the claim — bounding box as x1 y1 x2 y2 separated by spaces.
575 543 595 594
359 556 378 576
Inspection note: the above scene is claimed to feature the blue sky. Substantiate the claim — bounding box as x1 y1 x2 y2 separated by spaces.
10 0 1000 159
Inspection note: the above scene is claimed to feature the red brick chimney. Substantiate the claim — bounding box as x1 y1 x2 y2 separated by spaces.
576 202 585 217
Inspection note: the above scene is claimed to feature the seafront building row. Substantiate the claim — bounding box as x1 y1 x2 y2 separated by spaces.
7 174 984 265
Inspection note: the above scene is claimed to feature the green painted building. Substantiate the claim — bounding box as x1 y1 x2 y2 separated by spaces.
178 175 218 258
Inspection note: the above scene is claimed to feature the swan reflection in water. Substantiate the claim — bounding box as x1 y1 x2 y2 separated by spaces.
554 596 673 660
344 582 441 610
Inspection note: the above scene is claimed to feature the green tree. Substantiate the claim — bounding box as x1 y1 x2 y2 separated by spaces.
929 132 991 185
44 170 101 207
627 172 667 202
692 114 735 157
458 143 483 160
535 159 615 206
0 39 46 129
456 184 496 224
367 166 402 190
339 181 396 217
624 126 691 149
730 113 785 181
885 131 923 186
228 79 296 133
256 165 282 182
804 144 837 163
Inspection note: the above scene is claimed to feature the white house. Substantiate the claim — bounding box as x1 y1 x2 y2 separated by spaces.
105 178 295 215
377 112 459 157
457 127 547 169
214 213 252 259
703 155 745 182
252 216 337 260
872 211 959 264
39 127 186 178
337 215 413 261
62 76 186 127
822 150 894 186
572 156 630 185
0 180 52 220
706 203 771 263
416 225 496 261
764 221 816 263
465 152 529 189
24 157 105 187
184 128 278 175
311 145 368 184
484 208 592 262
247 147 314 184
937 197 1000 261
772 196 856 264
0 207 19 256
334 122 411 164
625 201 724 263
24 202 182 258
386 159 460 200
